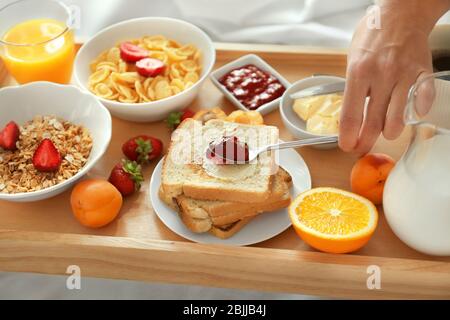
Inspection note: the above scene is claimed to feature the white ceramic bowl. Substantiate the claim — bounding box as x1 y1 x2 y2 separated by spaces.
74 17 216 122
0 82 112 202
210 54 290 115
280 75 344 149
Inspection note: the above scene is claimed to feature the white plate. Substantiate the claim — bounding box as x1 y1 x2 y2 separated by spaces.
149 148 311 246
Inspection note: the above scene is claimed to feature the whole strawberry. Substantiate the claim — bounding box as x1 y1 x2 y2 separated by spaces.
167 109 195 130
32 139 62 172
122 135 163 164
109 160 144 197
0 121 20 151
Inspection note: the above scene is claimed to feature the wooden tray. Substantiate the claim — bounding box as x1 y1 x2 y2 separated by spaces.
0 43 449 299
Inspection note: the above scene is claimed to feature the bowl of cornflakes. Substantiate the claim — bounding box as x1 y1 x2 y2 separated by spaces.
74 17 216 122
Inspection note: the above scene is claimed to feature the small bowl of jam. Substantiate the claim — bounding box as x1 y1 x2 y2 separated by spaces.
210 54 290 115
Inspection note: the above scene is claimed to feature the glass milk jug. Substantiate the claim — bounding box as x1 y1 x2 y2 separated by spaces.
384 71 450 256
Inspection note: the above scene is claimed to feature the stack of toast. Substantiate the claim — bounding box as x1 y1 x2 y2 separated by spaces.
159 118 292 239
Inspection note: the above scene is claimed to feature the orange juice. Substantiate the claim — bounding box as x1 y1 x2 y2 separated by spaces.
1 18 75 84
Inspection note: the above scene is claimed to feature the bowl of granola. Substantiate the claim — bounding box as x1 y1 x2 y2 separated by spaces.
0 82 112 202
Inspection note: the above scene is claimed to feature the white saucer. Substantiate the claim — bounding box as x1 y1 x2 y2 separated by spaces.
149 148 311 246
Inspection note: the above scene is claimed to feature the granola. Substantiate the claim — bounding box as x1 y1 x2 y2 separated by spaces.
0 116 93 194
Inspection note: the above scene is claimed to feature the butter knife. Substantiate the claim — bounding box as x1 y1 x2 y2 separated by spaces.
290 81 346 100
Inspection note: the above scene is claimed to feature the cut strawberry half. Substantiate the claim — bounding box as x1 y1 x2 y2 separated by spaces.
32 139 62 172
0 121 20 151
136 58 165 77
119 42 149 62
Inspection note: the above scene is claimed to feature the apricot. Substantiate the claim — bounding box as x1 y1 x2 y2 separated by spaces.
350 153 396 205
226 110 264 125
70 179 123 228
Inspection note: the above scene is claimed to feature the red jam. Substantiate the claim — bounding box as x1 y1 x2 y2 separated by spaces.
206 136 250 164
219 64 286 110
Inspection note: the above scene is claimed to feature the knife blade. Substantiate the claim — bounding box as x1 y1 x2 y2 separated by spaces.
290 81 346 100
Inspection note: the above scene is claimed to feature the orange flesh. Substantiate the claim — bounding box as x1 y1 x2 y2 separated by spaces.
296 192 371 236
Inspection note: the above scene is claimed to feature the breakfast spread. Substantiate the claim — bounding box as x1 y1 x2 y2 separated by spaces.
88 35 202 103
219 64 286 110
1 16 443 262
293 93 343 135
0 116 92 194
159 118 290 239
1 9 449 302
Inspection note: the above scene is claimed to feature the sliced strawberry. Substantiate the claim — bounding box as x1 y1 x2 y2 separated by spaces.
32 139 62 172
108 160 144 197
0 121 20 151
119 42 149 62
136 58 165 77
122 135 163 164
167 109 195 130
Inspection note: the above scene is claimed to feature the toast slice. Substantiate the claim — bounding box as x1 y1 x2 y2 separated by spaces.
210 192 290 226
158 187 256 239
209 217 255 239
161 119 279 203
158 168 292 236
159 186 290 235
175 168 292 225
176 206 257 239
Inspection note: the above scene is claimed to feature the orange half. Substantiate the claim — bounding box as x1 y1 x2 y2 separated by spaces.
289 187 378 254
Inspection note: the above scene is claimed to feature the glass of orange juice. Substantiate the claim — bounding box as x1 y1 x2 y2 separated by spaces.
0 0 75 84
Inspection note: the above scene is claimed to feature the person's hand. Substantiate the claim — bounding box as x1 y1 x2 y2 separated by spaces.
339 0 449 154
